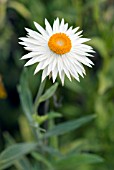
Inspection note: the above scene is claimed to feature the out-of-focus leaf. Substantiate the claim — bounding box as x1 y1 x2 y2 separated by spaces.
4 132 32 170
31 152 53 170
13 158 32 170
8 1 31 19
88 37 108 58
18 69 33 123
0 143 37 170
98 57 114 94
47 111 62 119
19 115 33 141
41 146 62 157
38 83 58 103
55 153 104 170
98 72 112 95
3 132 32 170
0 0 6 29
95 96 109 129
44 115 96 138
65 79 83 93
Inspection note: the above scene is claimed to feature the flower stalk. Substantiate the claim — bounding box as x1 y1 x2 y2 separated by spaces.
34 78 47 114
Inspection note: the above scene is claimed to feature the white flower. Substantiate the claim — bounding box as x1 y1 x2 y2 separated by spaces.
19 18 95 85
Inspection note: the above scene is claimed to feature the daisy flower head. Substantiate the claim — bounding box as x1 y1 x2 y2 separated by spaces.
19 18 95 85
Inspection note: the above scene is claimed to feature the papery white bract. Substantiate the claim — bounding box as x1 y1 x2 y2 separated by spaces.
19 18 95 85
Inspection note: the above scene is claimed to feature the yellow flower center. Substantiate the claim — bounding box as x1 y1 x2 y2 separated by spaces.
48 33 72 55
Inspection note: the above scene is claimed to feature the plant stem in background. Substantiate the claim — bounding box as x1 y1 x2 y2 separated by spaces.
34 78 47 113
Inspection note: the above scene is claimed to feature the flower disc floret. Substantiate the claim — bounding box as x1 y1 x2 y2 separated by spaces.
48 33 72 55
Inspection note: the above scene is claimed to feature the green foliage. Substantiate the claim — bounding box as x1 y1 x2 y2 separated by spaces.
31 152 53 170
0 0 114 170
8 1 31 19
55 153 103 170
44 115 95 138
33 111 62 125
18 69 33 123
38 83 58 104
0 143 37 170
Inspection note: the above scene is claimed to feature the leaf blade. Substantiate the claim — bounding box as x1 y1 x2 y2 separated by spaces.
18 69 33 123
0 143 37 170
38 83 58 103
44 115 96 138
55 153 104 170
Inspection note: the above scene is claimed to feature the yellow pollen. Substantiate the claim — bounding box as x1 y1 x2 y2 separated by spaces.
48 33 72 55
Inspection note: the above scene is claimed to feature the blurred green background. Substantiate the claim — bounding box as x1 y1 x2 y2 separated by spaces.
0 0 114 169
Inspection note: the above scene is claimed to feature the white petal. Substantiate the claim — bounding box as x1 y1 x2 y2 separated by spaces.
75 30 83 37
64 55 79 80
73 49 90 56
34 57 54 74
52 56 57 70
25 28 46 41
59 18 65 32
24 45 47 52
19 42 27 46
63 66 72 81
19 37 40 45
74 55 93 67
69 57 86 75
75 64 84 77
45 18 53 35
84 57 94 65
34 21 48 38
19 42 39 48
47 63 53 75
52 66 58 83
53 18 60 33
77 48 95 54
57 57 63 73
70 68 80 82
76 38 91 44
42 67 48 81
21 52 42 60
78 44 93 50
61 56 71 81
21 51 44 60
66 26 73 35
61 23 68 32
72 27 80 33
34 61 45 74
24 57 39 66
59 71 65 86
47 57 56 75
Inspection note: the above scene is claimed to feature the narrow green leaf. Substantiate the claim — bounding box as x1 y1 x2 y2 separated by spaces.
44 115 96 138
38 83 58 103
0 143 37 170
31 152 53 170
3 132 32 170
18 69 33 123
8 1 31 19
14 158 32 170
47 111 62 119
41 146 62 157
88 37 108 58
55 153 104 170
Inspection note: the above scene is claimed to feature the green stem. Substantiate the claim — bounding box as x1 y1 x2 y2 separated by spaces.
34 78 47 113
33 78 47 143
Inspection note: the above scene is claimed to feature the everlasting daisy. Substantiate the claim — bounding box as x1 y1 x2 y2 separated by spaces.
19 18 95 85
